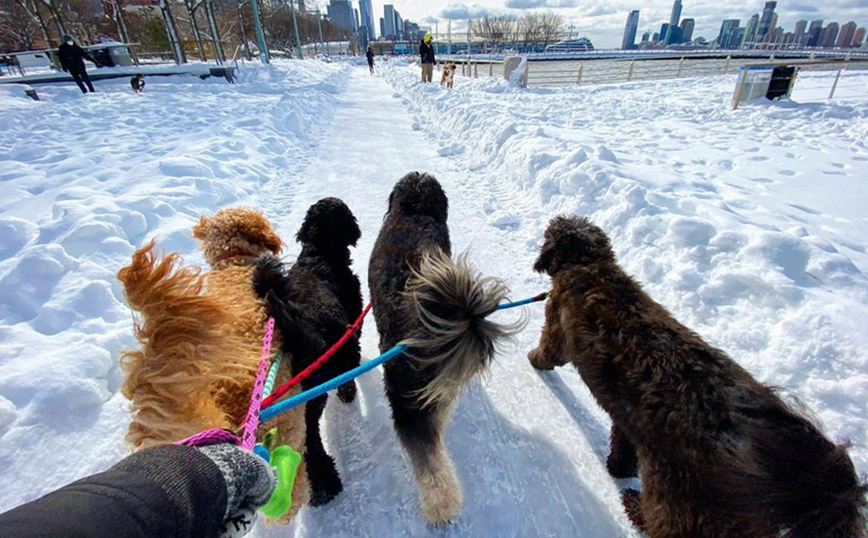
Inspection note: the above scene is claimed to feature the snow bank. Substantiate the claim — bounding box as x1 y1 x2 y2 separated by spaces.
382 64 868 473
0 60 350 511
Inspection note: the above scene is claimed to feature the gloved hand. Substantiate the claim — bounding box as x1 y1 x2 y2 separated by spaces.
198 443 276 538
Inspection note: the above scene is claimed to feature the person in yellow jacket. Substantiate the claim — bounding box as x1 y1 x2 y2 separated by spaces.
420 33 435 83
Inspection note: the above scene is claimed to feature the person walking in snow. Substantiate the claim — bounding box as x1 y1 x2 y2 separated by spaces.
0 443 275 538
58 34 99 94
420 33 435 83
366 46 375 75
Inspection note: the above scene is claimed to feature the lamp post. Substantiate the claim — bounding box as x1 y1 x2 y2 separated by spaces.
289 0 303 59
248 0 269 63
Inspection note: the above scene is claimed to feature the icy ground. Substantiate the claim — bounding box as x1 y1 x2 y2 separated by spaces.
1 59 867 537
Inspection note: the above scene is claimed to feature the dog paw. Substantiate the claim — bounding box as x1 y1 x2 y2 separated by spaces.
307 456 343 507
309 482 342 507
337 381 357 404
621 489 646 532
528 348 556 370
419 472 463 525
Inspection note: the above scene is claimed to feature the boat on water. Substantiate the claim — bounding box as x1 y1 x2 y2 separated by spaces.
544 38 595 53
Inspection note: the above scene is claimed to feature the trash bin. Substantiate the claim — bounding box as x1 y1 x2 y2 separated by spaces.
108 45 133 67
767 66 797 100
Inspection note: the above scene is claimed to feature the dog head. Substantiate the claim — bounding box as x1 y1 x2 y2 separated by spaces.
387 172 448 223
445 63 456 76
533 216 614 275
192 207 282 267
296 197 361 249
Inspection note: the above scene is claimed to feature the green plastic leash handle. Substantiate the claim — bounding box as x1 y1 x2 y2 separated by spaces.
259 444 302 519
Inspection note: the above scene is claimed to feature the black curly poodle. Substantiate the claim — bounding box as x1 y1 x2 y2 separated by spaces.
254 197 363 507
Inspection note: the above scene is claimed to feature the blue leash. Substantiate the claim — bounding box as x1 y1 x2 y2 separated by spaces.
259 291 548 423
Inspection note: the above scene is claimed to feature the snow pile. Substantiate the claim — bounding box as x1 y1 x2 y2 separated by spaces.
0 60 350 511
382 64 868 472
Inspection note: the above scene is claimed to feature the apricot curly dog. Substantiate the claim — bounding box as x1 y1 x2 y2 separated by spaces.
529 215 866 538
117 207 310 520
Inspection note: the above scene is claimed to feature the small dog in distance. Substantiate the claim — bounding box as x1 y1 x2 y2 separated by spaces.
130 74 145 93
440 63 456 89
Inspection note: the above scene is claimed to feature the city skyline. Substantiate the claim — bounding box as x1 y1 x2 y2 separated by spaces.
336 0 866 49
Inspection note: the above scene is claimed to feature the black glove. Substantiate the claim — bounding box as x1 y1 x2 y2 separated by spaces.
198 444 276 538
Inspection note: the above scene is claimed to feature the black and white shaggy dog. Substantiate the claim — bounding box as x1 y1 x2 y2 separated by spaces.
529 215 867 538
254 197 363 507
130 74 145 93
368 172 522 524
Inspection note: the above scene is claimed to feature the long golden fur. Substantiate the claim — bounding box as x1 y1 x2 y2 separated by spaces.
118 207 310 520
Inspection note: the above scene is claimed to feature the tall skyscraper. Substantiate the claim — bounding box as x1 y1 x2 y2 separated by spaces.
358 0 374 40
794 20 807 45
718 19 740 49
641 31 651 44
680 18 695 42
383 4 396 37
379 17 385 38
744 14 760 45
837 21 857 48
757 1 777 43
622 10 640 50
821 23 839 48
853 27 867 48
664 0 682 44
807 20 823 46
327 0 355 30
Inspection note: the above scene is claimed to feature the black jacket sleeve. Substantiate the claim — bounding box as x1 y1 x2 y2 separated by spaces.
0 445 228 538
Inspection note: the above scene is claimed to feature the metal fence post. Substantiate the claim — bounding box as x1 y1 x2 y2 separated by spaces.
723 55 731 74
627 60 635 82
676 57 685 77
577 63 583 86
489 62 493 77
474 61 478 78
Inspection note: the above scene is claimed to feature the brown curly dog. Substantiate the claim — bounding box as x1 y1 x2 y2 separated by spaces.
529 215 866 538
117 207 310 521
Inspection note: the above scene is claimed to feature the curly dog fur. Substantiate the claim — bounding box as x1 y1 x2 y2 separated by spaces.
253 197 363 507
368 172 522 524
118 207 310 521
529 215 867 538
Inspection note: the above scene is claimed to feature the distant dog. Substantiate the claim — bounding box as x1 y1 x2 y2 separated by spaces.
254 197 363 507
130 74 145 93
118 207 310 521
440 63 456 88
369 172 522 524
529 215 867 538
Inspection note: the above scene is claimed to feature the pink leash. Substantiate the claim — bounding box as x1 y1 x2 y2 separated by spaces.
176 317 276 450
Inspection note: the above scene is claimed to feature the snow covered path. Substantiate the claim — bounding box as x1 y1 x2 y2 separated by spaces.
253 67 638 538
2 60 866 538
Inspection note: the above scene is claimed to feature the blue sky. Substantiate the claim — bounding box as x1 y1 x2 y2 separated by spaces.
344 0 868 48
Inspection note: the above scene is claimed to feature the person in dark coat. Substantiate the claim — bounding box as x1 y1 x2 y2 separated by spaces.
0 442 275 538
366 46 375 75
58 34 99 93
420 33 435 83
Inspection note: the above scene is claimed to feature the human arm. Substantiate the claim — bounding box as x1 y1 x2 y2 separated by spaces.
0 443 274 538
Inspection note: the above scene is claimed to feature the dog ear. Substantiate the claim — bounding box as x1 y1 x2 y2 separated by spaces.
192 215 210 240
258 224 282 254
297 198 360 248
534 216 613 275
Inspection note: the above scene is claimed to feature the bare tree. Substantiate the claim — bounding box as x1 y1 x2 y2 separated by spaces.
539 12 563 49
0 0 39 50
518 12 542 50
471 14 516 52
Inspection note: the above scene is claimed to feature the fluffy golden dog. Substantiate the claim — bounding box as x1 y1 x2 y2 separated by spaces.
440 63 456 88
529 215 865 538
118 207 310 520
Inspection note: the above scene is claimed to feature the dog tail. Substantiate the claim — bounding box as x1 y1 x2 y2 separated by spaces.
781 442 867 538
118 240 256 448
403 249 524 407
